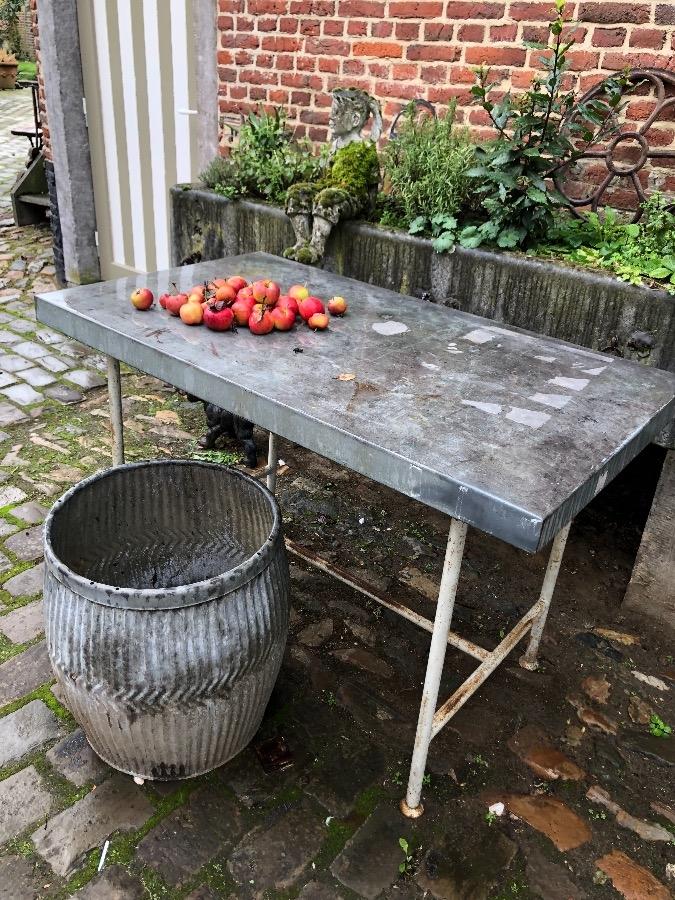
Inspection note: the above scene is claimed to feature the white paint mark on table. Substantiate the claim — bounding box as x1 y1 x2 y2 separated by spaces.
506 407 551 428
372 321 409 336
548 376 590 391
583 366 607 376
593 471 607 496
529 393 571 410
461 329 495 344
534 355 556 362
461 400 502 415
421 362 440 371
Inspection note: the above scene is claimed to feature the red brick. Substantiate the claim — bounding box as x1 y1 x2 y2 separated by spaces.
603 51 661 69
372 21 394 37
564 50 600 70
521 24 548 42
248 0 286 11
256 53 274 67
347 20 368 35
338 0 385 13
324 19 344 34
459 24 485 41
234 16 254 31
407 43 461 60
421 64 449 83
291 90 311 103
299 19 321 34
591 27 626 47
491 24 517 41
269 89 290 104
424 22 452 41
234 50 253 65
276 54 295 69
445 1 503 17
233 34 260 48
579 3 651 24
218 15 234 30
509 2 559 21
219 66 237 83
629 29 666 49
297 55 317 70
390 1 443 17
469 108 493 126
290 0 335 10
305 37 350 54
258 17 278 30
300 108 330 124
392 62 419 79
354 40 404 56
465 46 527 65
375 80 422 99
343 59 366 74
646 128 675 147
261 35 301 51
319 57 340 72
656 5 675 25
448 64 479 83
249 87 267 100
219 0 244 11
218 49 234 64
368 62 390 77
281 72 323 89
279 16 298 31
229 86 247 99
240 68 278 85
308 126 328 141
395 22 420 39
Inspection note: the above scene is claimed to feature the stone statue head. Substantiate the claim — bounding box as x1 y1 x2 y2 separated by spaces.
329 88 383 148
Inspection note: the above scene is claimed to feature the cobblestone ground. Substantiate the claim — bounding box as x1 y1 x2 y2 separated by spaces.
0 88 674 900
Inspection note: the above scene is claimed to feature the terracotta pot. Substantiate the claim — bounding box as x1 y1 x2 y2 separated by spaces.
0 62 18 90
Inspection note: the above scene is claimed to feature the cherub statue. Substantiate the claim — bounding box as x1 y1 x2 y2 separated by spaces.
284 88 382 265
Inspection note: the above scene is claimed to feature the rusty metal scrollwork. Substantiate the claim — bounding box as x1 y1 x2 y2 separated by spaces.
554 68 675 222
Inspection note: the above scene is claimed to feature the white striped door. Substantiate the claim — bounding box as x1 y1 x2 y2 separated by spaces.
77 0 200 278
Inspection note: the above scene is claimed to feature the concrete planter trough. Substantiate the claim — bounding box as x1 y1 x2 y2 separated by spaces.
171 186 675 445
43 460 290 780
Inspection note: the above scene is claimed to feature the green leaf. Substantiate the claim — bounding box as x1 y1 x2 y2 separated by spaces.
526 187 548 204
432 232 457 253
647 267 671 279
466 166 487 178
497 227 525 248
399 838 409 853
408 216 428 235
625 223 640 238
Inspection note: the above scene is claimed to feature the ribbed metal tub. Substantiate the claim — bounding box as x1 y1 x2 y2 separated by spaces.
43 460 290 780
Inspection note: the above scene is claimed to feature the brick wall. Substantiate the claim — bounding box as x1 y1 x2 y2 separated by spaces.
29 0 50 161
216 1 675 152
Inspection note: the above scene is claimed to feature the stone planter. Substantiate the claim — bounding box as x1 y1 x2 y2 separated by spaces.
43 460 290 780
0 61 18 90
171 186 675 445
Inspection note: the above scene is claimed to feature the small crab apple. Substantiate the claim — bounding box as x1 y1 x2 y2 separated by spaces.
276 295 299 317
227 275 248 293
231 295 256 326
208 278 228 291
159 292 170 309
165 293 189 316
179 301 204 325
298 295 325 321
249 306 274 335
289 284 309 301
328 296 347 316
190 284 206 298
130 287 154 310
215 283 237 304
251 279 280 306
203 300 234 331
271 305 295 331
308 312 329 330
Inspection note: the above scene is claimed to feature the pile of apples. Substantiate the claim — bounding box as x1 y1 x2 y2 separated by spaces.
130 277 348 335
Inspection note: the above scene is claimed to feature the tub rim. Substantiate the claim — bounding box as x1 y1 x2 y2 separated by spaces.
43 459 283 610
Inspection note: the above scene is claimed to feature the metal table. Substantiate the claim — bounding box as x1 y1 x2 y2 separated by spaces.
36 251 675 817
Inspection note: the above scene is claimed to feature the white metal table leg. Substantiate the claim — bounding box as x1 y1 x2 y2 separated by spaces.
401 518 468 818
519 523 571 671
266 432 278 493
106 356 125 466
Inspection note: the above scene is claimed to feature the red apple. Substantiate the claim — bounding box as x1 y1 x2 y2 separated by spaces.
251 279 280 307
227 275 248 293
203 301 234 331
328 296 348 316
276 295 299 317
289 284 309 301
165 293 189 316
308 312 329 330
271 305 296 331
190 285 206 298
231 296 256 326
297 295 325 321
130 287 154 310
208 278 228 291
179 301 204 325
215 283 237 304
159 292 170 309
249 307 274 335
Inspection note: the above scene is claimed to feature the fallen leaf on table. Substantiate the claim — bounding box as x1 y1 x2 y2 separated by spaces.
154 410 180 424
335 373 356 381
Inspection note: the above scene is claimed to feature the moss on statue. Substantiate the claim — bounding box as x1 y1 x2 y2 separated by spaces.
328 141 380 202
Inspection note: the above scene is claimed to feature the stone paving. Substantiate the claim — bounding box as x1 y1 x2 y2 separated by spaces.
0 89 674 899
0 88 36 224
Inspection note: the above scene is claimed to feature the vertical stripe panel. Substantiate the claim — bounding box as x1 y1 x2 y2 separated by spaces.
185 0 201 181
91 0 124 265
103 0 134 272
117 0 147 272
129 0 157 273
143 0 170 270
157 2 178 225
170 0 192 183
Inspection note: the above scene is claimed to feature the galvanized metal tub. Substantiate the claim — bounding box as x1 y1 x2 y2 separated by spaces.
43 460 290 780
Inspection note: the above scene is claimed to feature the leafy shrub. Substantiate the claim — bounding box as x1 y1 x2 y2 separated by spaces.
458 0 626 250
201 108 323 205
379 101 475 234
536 194 675 295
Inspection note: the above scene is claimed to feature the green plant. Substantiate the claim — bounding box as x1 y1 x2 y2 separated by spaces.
459 0 626 250
379 101 475 233
649 714 672 738
485 810 497 826
536 193 675 294
190 449 242 466
398 837 414 875
0 0 24 55
201 107 323 205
